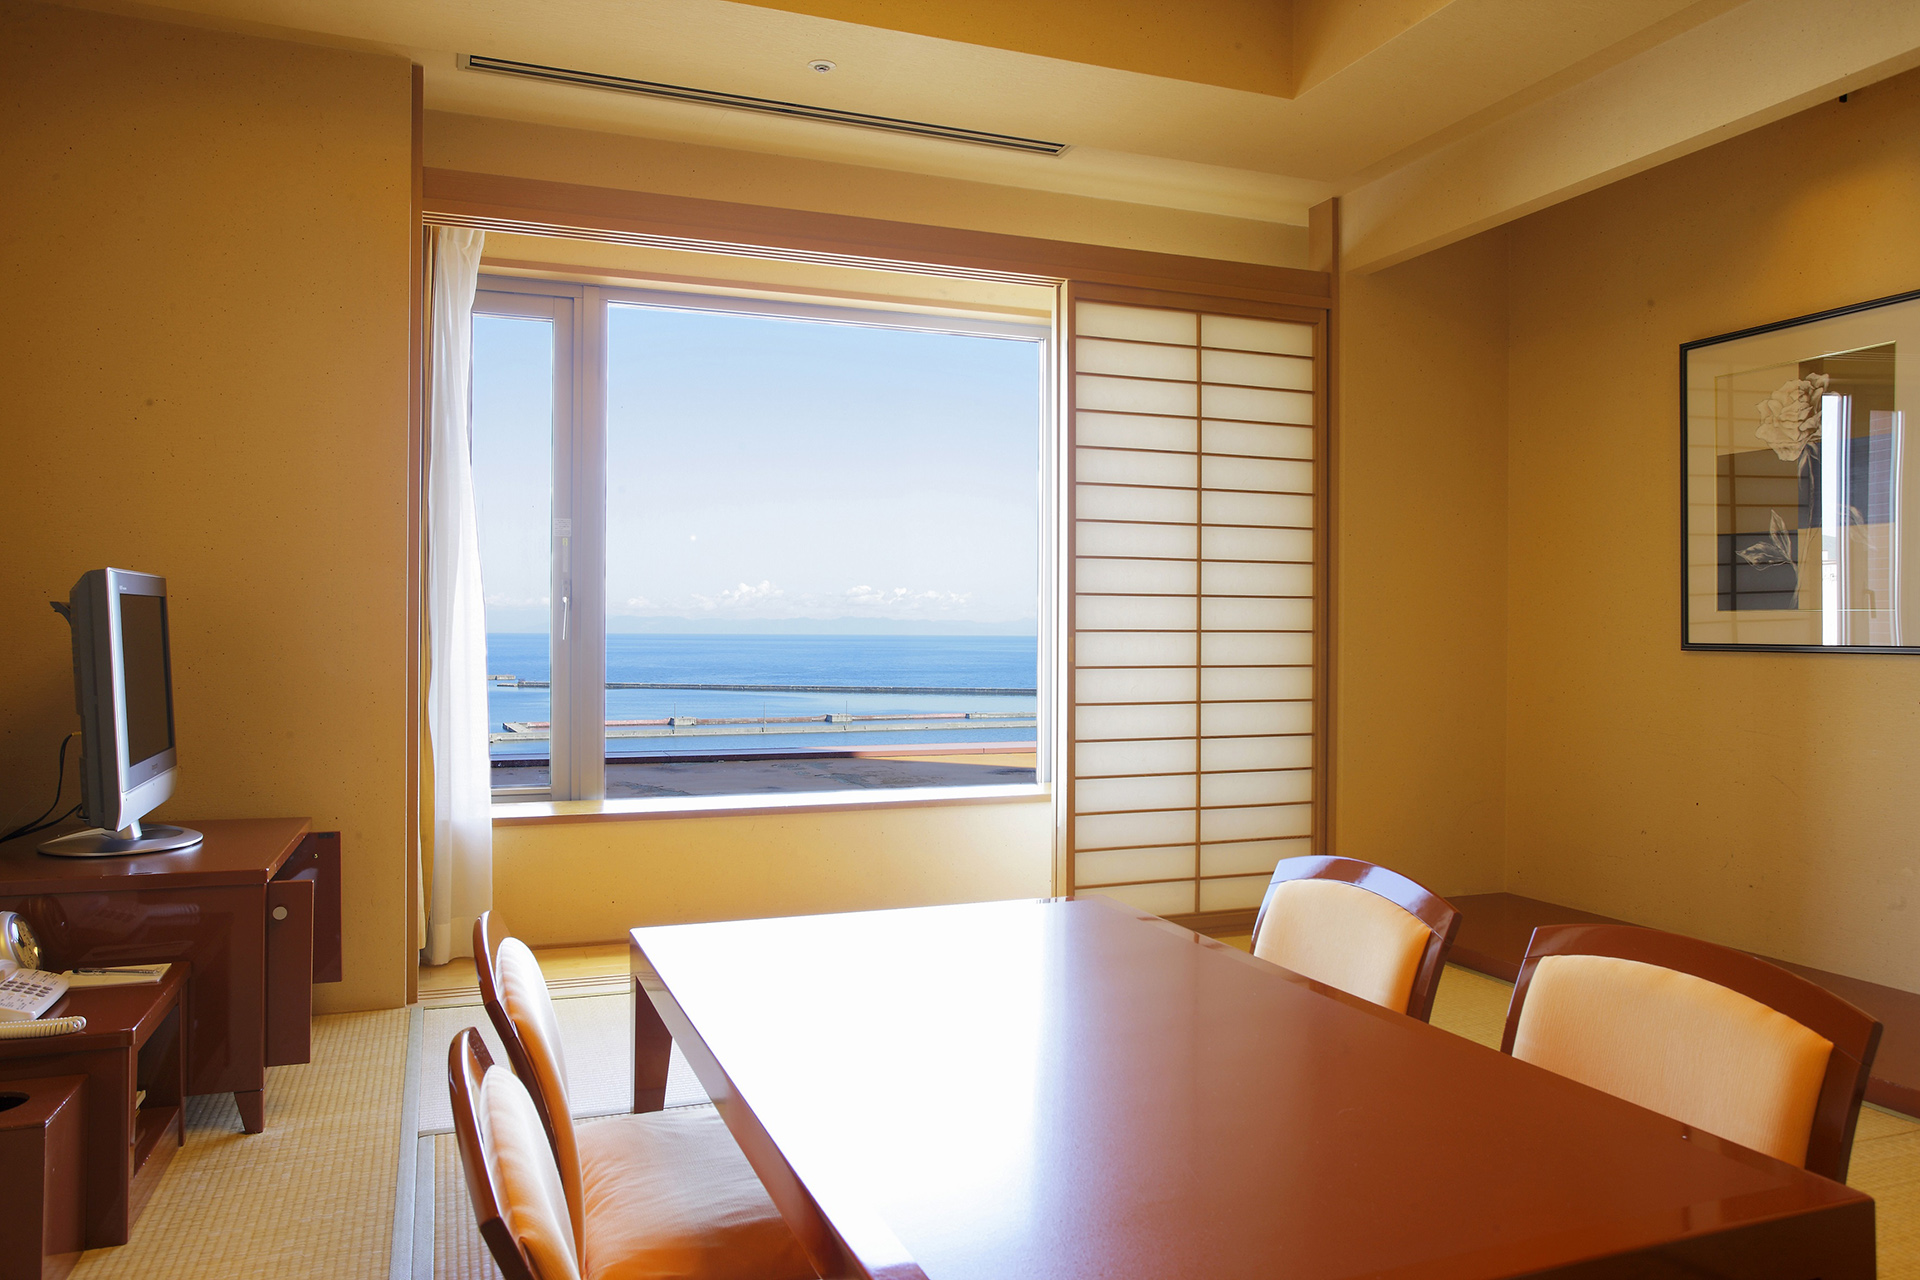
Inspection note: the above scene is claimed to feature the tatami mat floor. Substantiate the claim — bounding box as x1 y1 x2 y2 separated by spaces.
69 1009 410 1280
417 943 627 1007
418 994 708 1132
432 1129 501 1280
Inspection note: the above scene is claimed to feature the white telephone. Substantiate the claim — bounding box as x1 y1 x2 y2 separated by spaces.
0 965 68 1022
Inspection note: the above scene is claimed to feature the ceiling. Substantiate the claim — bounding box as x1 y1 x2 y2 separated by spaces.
52 0 1920 267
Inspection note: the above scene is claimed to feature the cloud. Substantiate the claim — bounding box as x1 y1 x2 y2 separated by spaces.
691 580 785 611
841 585 972 614
603 580 986 621
484 594 550 608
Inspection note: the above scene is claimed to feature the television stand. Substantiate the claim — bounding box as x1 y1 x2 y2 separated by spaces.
0 818 340 1132
38 821 203 857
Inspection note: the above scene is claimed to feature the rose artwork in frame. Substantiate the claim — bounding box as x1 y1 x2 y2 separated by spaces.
1683 288 1920 652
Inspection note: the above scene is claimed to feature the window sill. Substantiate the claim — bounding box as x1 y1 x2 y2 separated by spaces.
493 783 1051 826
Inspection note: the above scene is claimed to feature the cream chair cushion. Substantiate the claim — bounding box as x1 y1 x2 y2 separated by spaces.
1252 878 1432 1012
481 1063 583 1280
579 1108 815 1280
1512 953 1834 1166
496 936 588 1248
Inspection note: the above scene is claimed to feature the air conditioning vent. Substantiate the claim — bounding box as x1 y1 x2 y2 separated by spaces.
460 55 1070 156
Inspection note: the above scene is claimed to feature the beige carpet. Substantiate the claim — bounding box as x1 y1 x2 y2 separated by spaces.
1428 962 1920 1278
70 1008 410 1280
419 993 708 1134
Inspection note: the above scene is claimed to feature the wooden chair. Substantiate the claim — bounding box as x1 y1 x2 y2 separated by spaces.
1501 923 1882 1181
448 1026 584 1280
1249 855 1461 1021
474 912 573 1164
470 913 814 1280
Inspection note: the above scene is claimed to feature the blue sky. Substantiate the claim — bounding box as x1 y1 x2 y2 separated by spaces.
471 303 1042 634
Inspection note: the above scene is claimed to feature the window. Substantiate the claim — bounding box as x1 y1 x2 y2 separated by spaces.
471 277 1051 802
470 291 568 790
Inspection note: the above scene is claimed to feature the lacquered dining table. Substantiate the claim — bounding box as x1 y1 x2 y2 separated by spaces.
629 895 1873 1280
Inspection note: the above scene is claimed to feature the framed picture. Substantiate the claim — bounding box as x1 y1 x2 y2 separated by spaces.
1683 288 1920 652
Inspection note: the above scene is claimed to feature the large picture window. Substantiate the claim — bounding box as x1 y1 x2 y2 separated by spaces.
470 277 1050 802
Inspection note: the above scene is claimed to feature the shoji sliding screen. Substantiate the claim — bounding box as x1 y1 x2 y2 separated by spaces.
1066 285 1326 924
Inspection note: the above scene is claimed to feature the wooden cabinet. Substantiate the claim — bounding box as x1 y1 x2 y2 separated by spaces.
0 818 341 1134
0 969 186 1249
0 1075 86 1278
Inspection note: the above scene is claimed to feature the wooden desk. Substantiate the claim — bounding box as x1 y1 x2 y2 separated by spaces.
631 897 1874 1280
0 818 341 1133
0 965 185 1248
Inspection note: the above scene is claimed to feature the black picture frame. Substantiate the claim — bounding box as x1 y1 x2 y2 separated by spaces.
1680 286 1920 654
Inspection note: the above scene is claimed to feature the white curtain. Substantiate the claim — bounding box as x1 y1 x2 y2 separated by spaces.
426 225 490 966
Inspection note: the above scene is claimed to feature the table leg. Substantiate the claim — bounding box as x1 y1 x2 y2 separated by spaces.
235 1089 264 1134
633 977 672 1114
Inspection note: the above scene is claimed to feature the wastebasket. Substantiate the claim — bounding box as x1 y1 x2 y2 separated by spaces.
0 1075 86 1280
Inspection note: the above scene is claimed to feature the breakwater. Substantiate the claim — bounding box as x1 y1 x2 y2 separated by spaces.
491 678 1036 695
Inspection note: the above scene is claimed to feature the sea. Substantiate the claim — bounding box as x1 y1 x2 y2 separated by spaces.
486 633 1038 759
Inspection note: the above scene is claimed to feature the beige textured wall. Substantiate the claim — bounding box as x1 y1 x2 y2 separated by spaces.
424 110 1309 268
1503 72 1920 987
0 1 413 1011
1335 232 1510 898
492 797 1054 947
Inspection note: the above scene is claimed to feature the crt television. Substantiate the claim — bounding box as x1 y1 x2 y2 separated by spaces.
39 569 202 857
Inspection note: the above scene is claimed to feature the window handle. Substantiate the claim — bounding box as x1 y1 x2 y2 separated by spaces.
555 518 572 641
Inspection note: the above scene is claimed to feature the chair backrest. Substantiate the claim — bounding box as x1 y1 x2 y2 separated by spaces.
474 912 587 1253
1501 923 1881 1181
447 1027 583 1280
1250 855 1461 1020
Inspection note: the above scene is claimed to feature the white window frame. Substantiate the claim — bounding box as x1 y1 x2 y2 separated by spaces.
474 273 1057 804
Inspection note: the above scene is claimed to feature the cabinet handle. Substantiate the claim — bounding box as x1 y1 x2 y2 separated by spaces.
272 906 289 922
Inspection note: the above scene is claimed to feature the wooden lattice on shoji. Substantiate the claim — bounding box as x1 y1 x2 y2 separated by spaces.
1068 297 1318 918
